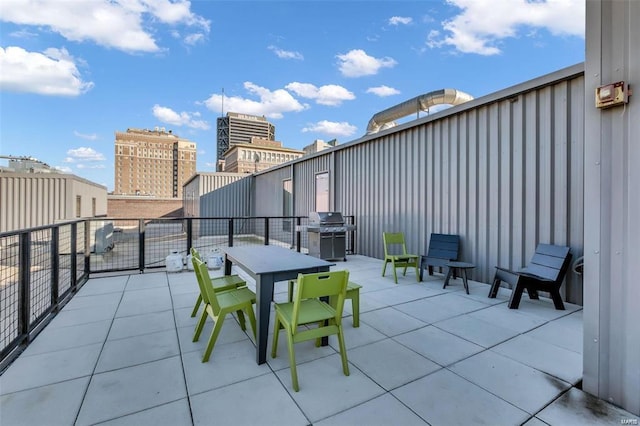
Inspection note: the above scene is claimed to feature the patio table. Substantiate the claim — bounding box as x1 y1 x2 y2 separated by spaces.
443 261 475 294
223 245 334 364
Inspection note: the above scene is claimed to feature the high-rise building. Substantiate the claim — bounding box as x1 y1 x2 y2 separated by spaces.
114 127 196 198
216 112 275 170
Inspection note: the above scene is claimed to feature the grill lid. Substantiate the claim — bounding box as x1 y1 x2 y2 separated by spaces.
309 211 344 225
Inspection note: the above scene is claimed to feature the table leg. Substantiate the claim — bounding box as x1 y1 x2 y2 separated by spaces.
224 255 232 276
255 274 273 365
443 267 454 289
461 269 469 294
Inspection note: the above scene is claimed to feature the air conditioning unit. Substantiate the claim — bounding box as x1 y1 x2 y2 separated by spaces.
93 221 114 253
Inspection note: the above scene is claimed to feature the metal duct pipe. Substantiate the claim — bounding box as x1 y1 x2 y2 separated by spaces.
366 88 474 134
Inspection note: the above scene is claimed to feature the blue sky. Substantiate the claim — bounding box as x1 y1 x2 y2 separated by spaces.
0 0 585 192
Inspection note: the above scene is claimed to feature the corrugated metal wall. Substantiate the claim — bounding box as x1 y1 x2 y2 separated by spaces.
254 166 292 217
200 176 253 217
183 172 247 218
0 174 67 232
200 64 586 304
333 69 585 303
0 173 107 233
291 155 332 214
583 0 640 415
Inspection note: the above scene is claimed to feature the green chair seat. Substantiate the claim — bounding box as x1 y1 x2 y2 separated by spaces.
287 280 361 327
189 247 247 318
191 257 257 362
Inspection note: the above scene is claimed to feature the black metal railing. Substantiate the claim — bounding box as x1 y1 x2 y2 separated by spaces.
0 215 356 370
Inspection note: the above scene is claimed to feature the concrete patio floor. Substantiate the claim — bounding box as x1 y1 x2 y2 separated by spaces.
1 254 638 426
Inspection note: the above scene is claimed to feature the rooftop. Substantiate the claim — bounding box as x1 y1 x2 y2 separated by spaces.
1 254 637 425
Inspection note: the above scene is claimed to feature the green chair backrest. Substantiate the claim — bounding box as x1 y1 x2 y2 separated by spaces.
193 257 222 314
291 270 349 330
190 247 202 261
383 232 409 256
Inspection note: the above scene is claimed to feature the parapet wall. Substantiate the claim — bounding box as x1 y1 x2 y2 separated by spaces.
107 196 183 219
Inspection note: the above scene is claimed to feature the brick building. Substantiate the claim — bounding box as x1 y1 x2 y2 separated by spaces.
114 128 196 198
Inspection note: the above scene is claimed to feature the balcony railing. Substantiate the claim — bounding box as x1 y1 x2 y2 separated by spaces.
0 215 356 371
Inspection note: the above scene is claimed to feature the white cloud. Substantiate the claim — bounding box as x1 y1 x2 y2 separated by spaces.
336 49 397 77
204 162 217 168
432 0 585 55
0 46 94 96
268 45 303 60
152 105 210 130
74 131 98 140
66 147 106 162
184 33 205 45
366 85 400 97
203 82 308 119
77 163 105 169
54 166 72 173
0 0 210 53
389 16 412 26
302 120 357 137
285 82 355 106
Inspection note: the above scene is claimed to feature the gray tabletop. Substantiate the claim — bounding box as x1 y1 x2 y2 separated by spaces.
224 245 334 275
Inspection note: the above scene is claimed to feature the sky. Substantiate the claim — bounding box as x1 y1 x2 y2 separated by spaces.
0 0 585 192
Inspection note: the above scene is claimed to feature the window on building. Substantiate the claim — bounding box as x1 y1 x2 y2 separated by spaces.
315 172 330 212
92 198 96 216
76 196 81 218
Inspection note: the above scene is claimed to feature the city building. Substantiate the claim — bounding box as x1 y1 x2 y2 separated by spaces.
216 112 275 170
114 127 196 198
302 139 338 156
222 137 303 174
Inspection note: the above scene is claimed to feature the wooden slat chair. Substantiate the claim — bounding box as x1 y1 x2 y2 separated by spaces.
419 233 460 281
190 247 246 318
488 244 572 310
382 232 420 284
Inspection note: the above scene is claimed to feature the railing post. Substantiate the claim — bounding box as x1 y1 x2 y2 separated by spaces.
228 218 234 247
139 219 145 272
186 218 193 253
83 221 90 282
51 226 59 309
18 232 31 345
264 217 269 245
296 217 301 252
70 222 78 285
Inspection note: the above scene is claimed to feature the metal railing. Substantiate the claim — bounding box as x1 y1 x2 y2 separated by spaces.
0 215 356 371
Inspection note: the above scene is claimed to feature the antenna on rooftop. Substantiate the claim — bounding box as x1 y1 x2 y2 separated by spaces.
221 87 225 117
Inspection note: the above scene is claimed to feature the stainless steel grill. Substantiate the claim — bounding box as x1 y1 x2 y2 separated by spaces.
306 212 356 261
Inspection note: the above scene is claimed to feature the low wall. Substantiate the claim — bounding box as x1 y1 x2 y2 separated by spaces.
107 196 183 219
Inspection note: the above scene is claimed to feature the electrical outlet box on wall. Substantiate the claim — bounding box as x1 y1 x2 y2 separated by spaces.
595 81 630 109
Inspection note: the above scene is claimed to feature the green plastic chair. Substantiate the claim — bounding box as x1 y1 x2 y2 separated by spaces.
192 257 257 362
287 279 362 327
272 270 350 391
190 247 246 317
382 232 420 284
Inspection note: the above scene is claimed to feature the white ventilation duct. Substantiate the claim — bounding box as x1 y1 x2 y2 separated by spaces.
366 88 474 134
